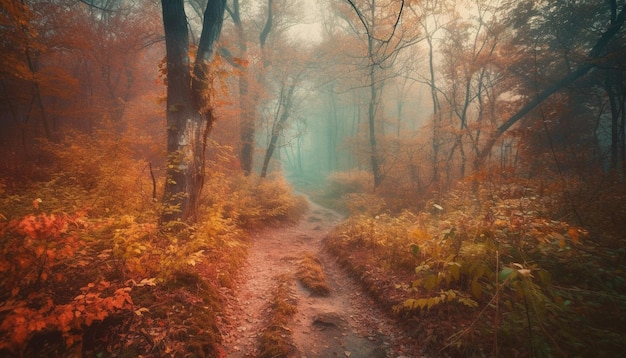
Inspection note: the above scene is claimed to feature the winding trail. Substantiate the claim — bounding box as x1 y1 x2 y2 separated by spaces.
217 200 418 357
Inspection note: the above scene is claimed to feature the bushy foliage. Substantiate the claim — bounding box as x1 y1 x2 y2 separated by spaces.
296 252 330 296
225 174 309 229
325 176 626 357
258 274 297 358
319 168 432 214
0 133 310 356
0 171 310 356
108 205 247 284
316 170 375 212
34 123 156 217
0 212 135 355
325 170 373 196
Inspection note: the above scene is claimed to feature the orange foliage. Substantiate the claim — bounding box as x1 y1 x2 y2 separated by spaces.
0 211 134 354
0 283 133 352
0 213 82 289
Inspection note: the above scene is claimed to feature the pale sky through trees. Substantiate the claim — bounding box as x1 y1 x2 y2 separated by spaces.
288 0 323 43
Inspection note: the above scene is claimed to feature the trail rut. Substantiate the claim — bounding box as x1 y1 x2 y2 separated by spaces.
217 201 418 357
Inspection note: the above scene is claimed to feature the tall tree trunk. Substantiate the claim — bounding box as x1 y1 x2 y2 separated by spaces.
161 0 194 223
423 23 441 190
230 0 253 175
367 36 383 188
260 78 297 178
24 49 52 140
607 78 620 171
160 0 226 224
327 86 338 172
234 0 273 175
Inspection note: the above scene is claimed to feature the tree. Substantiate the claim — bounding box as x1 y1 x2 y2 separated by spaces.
223 0 274 176
160 0 226 224
259 50 308 178
342 0 420 188
306 12 363 175
404 0 448 190
0 0 159 168
433 0 505 181
474 0 626 171
0 0 52 144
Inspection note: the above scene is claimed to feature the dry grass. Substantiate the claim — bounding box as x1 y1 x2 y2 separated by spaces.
296 252 330 296
258 274 298 358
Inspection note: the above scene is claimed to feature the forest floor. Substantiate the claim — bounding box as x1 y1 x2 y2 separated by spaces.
217 199 421 358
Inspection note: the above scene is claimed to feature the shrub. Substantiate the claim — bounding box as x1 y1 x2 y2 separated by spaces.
0 212 134 355
296 252 330 296
36 124 155 217
325 177 626 357
325 170 373 198
229 174 308 229
317 170 374 213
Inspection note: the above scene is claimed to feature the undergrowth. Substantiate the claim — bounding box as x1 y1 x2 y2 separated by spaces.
0 135 307 357
324 175 626 357
313 170 374 213
226 174 309 229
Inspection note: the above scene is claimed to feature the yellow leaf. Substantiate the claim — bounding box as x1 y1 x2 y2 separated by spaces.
426 296 441 309
134 307 150 316
423 274 437 292
471 279 482 299
416 299 427 309
447 262 460 282
494 219 508 227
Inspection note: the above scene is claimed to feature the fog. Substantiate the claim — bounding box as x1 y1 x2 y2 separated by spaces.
1 1 625 356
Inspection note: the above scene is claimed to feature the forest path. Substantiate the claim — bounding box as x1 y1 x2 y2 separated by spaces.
217 200 416 357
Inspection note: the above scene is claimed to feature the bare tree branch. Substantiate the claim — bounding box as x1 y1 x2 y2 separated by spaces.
344 0 405 44
77 0 115 12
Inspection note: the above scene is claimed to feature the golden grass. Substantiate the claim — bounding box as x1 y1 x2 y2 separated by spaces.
258 274 298 358
296 252 330 296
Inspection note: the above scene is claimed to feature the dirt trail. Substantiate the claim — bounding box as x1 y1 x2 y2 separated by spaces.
218 201 418 357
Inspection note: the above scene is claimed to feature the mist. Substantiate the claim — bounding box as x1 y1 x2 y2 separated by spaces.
1 0 625 356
